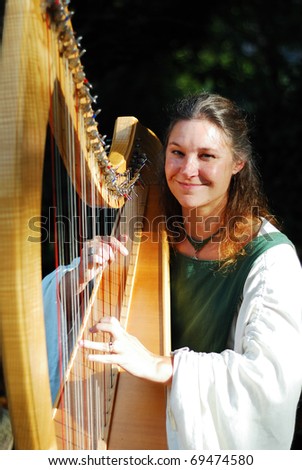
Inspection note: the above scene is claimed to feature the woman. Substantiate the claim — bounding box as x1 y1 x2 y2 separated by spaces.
78 93 302 449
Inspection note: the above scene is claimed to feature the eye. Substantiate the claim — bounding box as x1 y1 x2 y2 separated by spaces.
199 153 214 160
171 149 185 157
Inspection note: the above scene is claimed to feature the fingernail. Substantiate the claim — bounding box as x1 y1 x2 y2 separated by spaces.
121 246 129 255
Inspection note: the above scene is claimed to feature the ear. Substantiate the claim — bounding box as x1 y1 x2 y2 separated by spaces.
232 160 245 175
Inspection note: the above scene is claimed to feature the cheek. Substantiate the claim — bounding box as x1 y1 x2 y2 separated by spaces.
208 163 233 188
165 159 177 178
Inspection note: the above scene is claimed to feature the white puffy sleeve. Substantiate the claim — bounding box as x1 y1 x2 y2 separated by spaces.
166 243 302 449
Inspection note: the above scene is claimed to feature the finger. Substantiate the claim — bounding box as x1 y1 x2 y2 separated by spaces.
108 236 129 256
89 323 118 337
118 234 128 244
85 237 128 262
85 239 112 258
81 249 104 271
92 244 114 263
100 315 120 325
90 242 124 265
79 339 105 351
97 249 114 266
87 353 120 364
87 253 108 267
89 317 122 337
79 339 114 354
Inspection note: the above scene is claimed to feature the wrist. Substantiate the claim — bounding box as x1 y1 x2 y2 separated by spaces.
152 354 173 385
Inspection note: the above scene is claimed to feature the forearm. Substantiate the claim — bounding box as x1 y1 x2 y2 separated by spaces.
151 354 173 385
60 266 87 297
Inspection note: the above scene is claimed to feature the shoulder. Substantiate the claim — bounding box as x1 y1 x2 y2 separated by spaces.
231 219 298 278
247 218 296 257
241 218 302 309
233 223 302 352
257 218 291 241
247 219 301 281
243 223 302 304
245 242 302 287
258 218 279 235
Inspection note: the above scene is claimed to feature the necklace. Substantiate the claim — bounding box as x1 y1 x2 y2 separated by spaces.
185 229 220 257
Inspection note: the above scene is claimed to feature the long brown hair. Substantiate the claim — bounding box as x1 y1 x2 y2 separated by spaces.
161 93 277 264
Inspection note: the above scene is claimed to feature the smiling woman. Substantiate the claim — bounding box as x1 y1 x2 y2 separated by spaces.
162 94 269 263
80 93 302 450
164 119 244 229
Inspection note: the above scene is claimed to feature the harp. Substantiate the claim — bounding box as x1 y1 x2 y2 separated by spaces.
0 0 170 450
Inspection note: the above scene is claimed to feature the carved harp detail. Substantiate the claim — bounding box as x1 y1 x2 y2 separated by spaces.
0 0 170 450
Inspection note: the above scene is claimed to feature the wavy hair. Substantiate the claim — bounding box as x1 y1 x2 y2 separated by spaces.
160 93 277 265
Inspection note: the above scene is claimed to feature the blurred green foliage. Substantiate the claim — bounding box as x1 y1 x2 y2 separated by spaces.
71 0 302 253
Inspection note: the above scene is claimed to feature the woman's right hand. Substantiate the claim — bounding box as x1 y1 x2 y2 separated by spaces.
79 316 173 384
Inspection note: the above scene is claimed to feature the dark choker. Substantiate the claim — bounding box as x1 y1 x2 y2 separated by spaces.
185 229 220 254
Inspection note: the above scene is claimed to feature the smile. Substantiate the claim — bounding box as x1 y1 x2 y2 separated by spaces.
176 180 208 188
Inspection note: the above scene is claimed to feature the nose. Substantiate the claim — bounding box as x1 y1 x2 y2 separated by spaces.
180 155 199 177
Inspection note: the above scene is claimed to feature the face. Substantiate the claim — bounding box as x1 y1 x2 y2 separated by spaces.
165 119 244 217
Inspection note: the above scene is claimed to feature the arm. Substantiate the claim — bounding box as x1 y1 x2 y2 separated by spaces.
42 236 129 402
167 243 302 449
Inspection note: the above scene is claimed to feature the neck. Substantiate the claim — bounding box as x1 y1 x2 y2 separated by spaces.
182 206 225 240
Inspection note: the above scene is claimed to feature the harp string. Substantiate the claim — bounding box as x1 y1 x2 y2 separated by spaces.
46 0 151 448
49 80 131 449
47 28 84 447
0 0 165 450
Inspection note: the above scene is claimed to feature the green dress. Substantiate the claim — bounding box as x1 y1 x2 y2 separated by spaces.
170 232 293 353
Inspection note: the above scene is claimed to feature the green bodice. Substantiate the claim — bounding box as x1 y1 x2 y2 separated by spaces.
170 232 292 353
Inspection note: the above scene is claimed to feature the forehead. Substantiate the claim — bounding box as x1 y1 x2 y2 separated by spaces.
168 119 231 150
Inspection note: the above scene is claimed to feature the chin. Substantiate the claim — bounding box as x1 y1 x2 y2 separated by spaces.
177 199 200 210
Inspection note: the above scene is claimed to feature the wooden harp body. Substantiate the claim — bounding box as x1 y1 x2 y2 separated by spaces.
0 0 170 449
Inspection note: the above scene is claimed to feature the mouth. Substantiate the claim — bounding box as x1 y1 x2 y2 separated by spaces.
176 180 209 189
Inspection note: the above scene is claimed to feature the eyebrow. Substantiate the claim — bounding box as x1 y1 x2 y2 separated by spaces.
168 141 216 153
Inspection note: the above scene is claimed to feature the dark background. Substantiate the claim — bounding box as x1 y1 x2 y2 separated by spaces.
69 0 302 257
0 0 301 448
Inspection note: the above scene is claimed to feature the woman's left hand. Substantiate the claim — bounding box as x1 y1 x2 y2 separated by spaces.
79 316 173 384
77 235 128 293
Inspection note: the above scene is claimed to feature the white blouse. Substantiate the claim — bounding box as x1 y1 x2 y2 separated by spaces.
166 222 302 449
